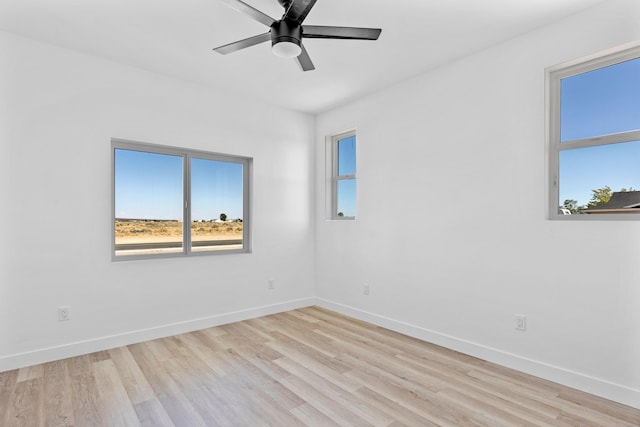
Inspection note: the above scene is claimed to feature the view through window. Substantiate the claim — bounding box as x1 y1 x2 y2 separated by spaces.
333 131 356 218
549 45 640 217
113 140 251 258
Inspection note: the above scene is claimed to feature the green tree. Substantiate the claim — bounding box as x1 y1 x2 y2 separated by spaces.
586 186 612 208
586 186 637 209
337 212 344 217
220 213 227 221
561 199 583 214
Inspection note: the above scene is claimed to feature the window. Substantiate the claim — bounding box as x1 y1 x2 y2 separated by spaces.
331 131 356 219
548 44 640 218
112 139 251 259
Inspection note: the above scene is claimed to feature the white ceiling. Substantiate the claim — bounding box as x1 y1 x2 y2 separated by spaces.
0 0 606 114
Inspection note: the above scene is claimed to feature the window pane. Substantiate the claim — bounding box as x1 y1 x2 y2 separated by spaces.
337 179 356 217
114 149 183 256
559 140 640 211
190 158 244 252
338 135 356 176
560 57 640 142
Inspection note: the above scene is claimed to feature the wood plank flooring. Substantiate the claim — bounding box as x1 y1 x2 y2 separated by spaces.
1 306 638 426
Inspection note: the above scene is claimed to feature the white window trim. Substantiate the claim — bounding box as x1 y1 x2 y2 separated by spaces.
329 130 356 220
111 138 252 260
546 41 640 220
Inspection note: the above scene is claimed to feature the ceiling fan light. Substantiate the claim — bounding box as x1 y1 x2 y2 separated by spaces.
272 40 301 58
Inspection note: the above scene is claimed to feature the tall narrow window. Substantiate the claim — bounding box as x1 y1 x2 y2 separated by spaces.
548 44 640 218
113 139 251 259
332 131 356 219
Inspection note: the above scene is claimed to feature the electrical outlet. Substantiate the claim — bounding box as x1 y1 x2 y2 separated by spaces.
58 306 71 322
363 283 370 296
268 279 275 290
515 314 526 331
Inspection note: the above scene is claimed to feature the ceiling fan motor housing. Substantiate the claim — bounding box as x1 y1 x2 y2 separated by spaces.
271 20 302 49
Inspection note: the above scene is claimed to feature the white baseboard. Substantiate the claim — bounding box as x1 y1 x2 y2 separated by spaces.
316 298 640 410
0 297 316 373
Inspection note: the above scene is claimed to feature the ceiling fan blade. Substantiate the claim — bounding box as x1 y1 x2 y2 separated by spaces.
302 25 381 40
218 0 276 27
284 0 317 25
213 32 271 55
296 44 315 71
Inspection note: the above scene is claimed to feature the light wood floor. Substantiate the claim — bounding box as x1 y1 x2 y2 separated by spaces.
1 307 638 426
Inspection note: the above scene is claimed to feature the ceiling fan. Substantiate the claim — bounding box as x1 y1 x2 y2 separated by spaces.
213 0 382 71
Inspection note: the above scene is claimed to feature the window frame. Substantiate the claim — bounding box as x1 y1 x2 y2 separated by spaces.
111 138 252 260
330 130 357 220
547 42 640 220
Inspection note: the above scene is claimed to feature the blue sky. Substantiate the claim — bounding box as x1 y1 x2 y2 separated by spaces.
559 57 640 206
191 158 243 220
115 150 244 220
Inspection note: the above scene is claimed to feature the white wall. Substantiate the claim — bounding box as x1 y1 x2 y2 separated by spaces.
315 0 640 408
0 30 316 369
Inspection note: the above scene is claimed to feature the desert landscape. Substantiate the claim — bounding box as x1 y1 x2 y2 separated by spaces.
115 219 242 253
